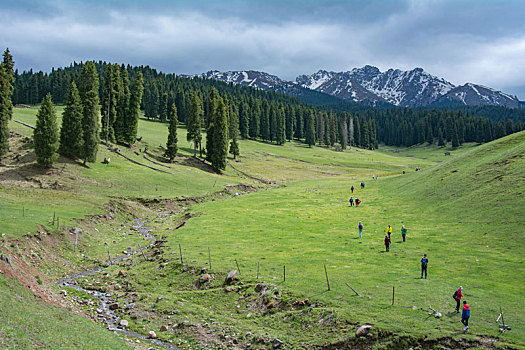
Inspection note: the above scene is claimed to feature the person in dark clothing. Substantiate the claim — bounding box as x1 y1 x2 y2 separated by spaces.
453 286 464 312
461 301 470 331
349 197 354 206
384 235 391 252
355 198 361 207
360 182 365 189
420 254 428 279
351 186 354 193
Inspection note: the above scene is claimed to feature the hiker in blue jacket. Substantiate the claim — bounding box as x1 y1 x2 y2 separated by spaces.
420 254 428 279
462 301 470 331
349 197 354 206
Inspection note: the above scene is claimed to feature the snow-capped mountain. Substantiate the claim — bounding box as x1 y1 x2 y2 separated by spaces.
202 70 286 90
198 67 522 108
431 83 520 108
297 66 455 107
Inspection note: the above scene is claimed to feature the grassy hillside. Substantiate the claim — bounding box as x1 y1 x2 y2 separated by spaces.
1 106 523 349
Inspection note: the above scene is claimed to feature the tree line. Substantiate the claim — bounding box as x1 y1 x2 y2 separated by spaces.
3 57 525 168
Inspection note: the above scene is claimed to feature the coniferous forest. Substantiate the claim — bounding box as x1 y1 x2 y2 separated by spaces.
5 60 525 164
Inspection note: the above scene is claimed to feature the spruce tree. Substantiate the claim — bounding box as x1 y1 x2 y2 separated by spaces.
187 92 202 157
0 48 15 157
305 111 316 147
101 64 120 144
166 103 178 161
437 128 445 146
125 72 144 145
210 98 229 170
78 61 100 164
275 106 285 145
249 99 260 139
239 102 249 139
229 130 240 160
59 82 83 157
452 125 459 148
354 117 361 147
34 94 59 166
115 68 130 143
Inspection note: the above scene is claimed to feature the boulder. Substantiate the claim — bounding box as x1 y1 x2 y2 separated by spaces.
226 270 238 284
356 325 373 337
148 331 157 339
272 339 284 348
434 312 442 318
119 320 129 327
109 303 119 310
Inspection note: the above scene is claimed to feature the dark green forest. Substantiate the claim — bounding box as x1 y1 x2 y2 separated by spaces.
10 61 525 151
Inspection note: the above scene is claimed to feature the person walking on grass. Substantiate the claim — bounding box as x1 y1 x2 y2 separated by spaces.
358 221 364 238
349 197 354 206
420 254 428 279
453 286 464 313
355 198 361 207
386 225 392 239
351 185 354 194
401 225 408 242
461 301 470 331
384 235 391 252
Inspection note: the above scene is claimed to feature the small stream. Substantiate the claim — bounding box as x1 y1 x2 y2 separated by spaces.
57 217 179 350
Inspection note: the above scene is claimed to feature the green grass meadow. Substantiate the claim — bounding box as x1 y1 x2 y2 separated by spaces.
1 106 524 348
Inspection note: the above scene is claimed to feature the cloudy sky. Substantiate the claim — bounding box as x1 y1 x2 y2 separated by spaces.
1 0 524 99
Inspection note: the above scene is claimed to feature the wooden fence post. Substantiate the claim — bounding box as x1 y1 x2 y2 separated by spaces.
324 264 330 291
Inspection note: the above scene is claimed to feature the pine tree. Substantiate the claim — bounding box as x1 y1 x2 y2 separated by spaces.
229 128 240 160
275 106 285 145
78 61 100 164
249 99 260 139
437 128 445 146
59 82 83 157
159 92 168 122
305 111 316 147
125 72 144 145
239 102 249 139
1 48 14 120
115 68 130 143
34 94 59 166
285 105 294 141
101 64 120 144
354 117 361 147
166 103 178 161
187 92 202 157
452 125 459 148
210 98 229 170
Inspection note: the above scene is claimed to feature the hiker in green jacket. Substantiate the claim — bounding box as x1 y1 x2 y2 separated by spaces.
401 225 408 242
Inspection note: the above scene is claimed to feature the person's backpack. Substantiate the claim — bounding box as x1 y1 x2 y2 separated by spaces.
453 290 458 299
359 224 363 229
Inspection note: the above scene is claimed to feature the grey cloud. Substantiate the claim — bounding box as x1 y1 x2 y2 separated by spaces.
1 0 524 99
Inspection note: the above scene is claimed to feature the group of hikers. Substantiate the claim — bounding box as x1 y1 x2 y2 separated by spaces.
349 180 472 332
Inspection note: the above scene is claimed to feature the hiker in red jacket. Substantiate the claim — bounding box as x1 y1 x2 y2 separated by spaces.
453 286 464 313
384 235 391 252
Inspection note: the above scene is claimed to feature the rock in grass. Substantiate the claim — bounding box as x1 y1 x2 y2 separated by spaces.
119 320 128 327
435 312 442 318
109 303 119 310
160 325 168 332
356 325 373 337
148 331 157 339
226 270 238 284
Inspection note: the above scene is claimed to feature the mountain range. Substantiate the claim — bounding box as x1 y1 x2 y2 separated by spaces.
199 66 522 109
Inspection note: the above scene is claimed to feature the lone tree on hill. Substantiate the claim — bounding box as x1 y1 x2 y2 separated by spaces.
166 103 178 162
78 61 100 165
34 94 59 166
0 48 15 158
187 92 202 158
124 72 144 145
115 68 130 143
59 82 83 158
